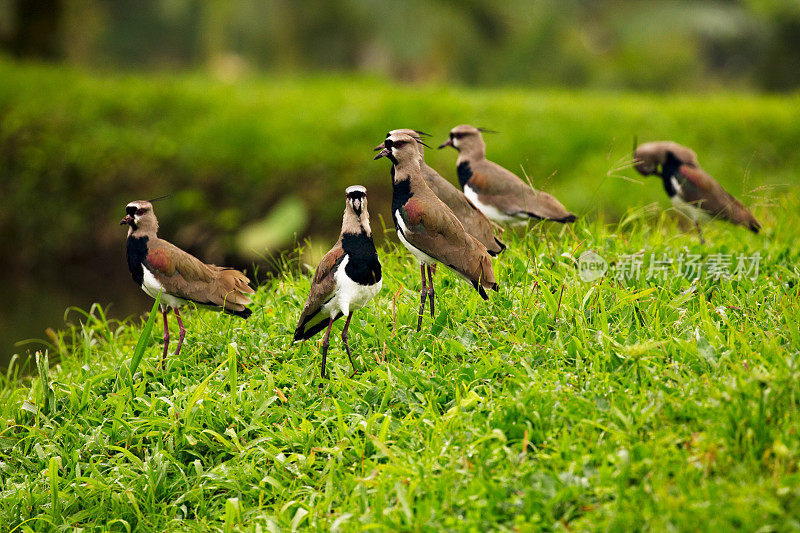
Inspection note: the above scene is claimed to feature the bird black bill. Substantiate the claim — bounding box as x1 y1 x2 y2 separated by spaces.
374 147 391 160
438 138 453 149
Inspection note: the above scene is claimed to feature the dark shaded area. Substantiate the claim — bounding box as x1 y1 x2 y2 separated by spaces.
5 0 63 60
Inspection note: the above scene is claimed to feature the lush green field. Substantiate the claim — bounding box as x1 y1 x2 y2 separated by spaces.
2 58 800 270
2 194 799 530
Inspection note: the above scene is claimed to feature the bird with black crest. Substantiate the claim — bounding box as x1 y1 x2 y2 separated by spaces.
294 186 382 381
633 140 761 243
439 124 577 225
375 131 498 332
121 196 255 367
375 128 505 256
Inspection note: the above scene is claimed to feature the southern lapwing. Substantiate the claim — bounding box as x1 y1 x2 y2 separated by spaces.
375 129 505 256
121 200 255 366
633 141 761 243
294 186 382 380
439 124 577 225
375 132 498 331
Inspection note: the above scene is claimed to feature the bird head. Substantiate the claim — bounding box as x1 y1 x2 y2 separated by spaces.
374 132 427 166
438 124 490 157
633 141 699 176
374 129 430 157
345 185 368 217
120 200 158 233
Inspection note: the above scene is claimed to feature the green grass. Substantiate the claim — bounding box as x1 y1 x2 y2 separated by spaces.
2 194 799 531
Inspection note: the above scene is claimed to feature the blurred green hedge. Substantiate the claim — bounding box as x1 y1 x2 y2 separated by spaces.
1 59 798 272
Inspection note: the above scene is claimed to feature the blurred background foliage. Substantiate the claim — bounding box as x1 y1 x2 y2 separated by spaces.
1 0 800 91
0 0 799 364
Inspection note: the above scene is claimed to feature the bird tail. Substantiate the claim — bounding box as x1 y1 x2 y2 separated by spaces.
474 251 498 299
294 310 338 342
216 268 255 316
487 237 506 257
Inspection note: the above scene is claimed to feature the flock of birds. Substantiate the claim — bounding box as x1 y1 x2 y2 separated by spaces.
121 125 761 379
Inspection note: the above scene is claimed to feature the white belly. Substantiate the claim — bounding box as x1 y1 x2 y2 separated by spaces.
142 267 187 309
321 255 382 318
671 196 710 223
463 186 524 225
395 210 438 265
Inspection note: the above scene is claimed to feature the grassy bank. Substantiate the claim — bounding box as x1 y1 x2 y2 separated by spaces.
2 58 799 272
2 197 799 530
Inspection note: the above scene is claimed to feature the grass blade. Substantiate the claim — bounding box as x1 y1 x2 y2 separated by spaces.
130 290 161 377
49 456 60 521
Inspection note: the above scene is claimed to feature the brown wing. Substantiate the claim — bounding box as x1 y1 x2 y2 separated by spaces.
422 166 505 255
472 160 576 222
399 193 497 296
146 239 254 313
294 243 345 340
678 165 761 232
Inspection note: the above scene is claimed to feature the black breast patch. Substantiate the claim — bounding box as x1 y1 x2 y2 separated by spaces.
126 235 149 286
391 176 414 233
457 161 473 188
660 151 682 198
341 233 382 286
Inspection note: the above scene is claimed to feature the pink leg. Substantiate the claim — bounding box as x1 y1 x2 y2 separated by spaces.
341 312 357 376
417 263 427 332
426 265 435 317
160 307 170 368
320 316 335 380
173 307 186 357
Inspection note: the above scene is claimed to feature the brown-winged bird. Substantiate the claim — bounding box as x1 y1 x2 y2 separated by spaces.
439 124 576 225
121 200 254 366
634 141 761 243
375 132 497 332
376 128 505 256
294 186 382 379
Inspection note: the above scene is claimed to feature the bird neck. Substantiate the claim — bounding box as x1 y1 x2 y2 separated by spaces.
392 158 422 180
457 144 486 165
341 208 371 237
127 224 157 240
127 215 159 239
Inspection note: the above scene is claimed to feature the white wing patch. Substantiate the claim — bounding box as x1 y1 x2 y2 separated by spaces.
464 186 525 225
670 196 710 223
394 210 438 265
142 266 187 308
670 176 684 197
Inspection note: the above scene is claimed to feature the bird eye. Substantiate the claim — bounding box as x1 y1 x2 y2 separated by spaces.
136 208 147 216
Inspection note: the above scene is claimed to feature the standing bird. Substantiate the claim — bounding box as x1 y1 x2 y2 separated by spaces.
439 124 577 225
375 129 505 256
633 141 761 243
294 186 382 379
121 200 255 366
375 132 497 331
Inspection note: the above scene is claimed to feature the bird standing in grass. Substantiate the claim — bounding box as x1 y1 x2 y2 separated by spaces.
375 128 505 256
439 124 577 225
121 200 255 366
294 186 382 380
375 132 497 331
633 141 761 243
